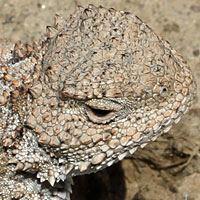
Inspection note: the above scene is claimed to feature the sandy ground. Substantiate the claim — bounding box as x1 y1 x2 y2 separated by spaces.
0 0 200 200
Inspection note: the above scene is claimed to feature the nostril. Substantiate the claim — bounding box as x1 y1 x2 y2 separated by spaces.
160 87 168 97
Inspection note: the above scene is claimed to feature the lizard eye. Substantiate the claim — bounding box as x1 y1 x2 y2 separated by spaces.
85 99 122 124
86 106 115 124
88 107 112 117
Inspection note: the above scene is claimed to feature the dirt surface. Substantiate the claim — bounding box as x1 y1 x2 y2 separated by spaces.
0 0 200 200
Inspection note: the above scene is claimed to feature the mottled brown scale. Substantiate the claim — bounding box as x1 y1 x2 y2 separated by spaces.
0 4 196 200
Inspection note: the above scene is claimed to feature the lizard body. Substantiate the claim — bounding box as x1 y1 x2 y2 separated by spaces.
0 5 196 200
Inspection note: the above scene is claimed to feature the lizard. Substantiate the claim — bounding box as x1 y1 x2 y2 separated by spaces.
0 4 196 200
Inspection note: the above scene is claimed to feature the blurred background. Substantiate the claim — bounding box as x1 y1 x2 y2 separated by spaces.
0 0 200 199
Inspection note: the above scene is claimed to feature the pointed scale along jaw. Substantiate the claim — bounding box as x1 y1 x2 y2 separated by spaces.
27 4 196 177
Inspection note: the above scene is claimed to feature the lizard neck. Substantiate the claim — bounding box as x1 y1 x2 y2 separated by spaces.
0 40 45 147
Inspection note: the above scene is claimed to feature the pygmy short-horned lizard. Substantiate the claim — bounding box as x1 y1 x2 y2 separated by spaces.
0 4 196 200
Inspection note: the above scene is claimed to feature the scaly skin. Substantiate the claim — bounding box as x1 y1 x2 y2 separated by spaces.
0 5 196 200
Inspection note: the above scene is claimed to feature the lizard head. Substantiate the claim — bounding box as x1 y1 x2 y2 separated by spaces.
27 5 196 175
